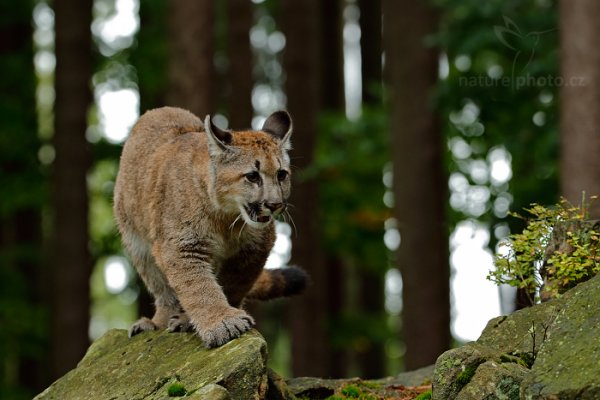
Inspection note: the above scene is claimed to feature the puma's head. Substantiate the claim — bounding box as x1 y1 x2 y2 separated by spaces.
204 111 293 228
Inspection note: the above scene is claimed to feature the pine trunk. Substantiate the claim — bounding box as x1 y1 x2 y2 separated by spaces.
0 1 45 391
167 0 215 116
51 0 93 380
559 0 600 218
383 0 451 370
281 0 329 377
357 0 386 379
225 0 253 129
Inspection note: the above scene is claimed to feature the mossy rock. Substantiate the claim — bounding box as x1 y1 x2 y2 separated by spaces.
455 361 526 400
433 275 600 400
432 344 492 399
34 329 269 400
477 300 561 356
522 275 600 399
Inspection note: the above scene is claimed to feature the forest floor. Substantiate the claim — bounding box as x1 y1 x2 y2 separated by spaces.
321 381 432 400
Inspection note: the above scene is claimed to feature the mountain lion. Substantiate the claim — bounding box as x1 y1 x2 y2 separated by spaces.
114 106 307 347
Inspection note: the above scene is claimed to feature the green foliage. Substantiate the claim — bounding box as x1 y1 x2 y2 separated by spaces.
433 0 559 244
415 390 432 400
326 383 378 400
312 108 390 264
167 382 187 397
329 311 393 354
547 228 600 292
341 384 361 398
312 108 393 365
490 196 600 304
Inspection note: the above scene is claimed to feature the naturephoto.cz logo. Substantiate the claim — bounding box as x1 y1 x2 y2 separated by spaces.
459 74 585 90
458 16 585 90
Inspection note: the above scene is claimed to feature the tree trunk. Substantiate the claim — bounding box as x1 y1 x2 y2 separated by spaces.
320 0 344 111
51 0 93 380
359 0 382 104
0 1 45 392
383 0 450 370
318 0 349 378
560 0 600 218
167 0 215 116
281 0 329 377
357 0 386 379
225 0 253 129
132 0 168 113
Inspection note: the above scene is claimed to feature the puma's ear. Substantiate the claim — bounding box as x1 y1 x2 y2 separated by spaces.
262 110 292 150
205 115 233 156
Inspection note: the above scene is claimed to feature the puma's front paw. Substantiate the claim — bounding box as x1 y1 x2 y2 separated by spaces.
197 309 255 348
167 312 195 333
129 317 158 337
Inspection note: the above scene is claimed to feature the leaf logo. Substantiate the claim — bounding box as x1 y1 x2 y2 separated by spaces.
494 16 555 79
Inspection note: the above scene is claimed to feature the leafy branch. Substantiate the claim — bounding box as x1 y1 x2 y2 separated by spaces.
489 194 600 305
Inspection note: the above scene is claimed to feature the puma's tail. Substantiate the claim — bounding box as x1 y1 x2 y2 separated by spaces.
246 266 308 301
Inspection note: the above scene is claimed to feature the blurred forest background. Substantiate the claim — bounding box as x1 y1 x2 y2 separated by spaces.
1 0 600 398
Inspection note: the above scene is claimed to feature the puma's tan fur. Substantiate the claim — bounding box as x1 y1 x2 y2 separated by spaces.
114 106 306 347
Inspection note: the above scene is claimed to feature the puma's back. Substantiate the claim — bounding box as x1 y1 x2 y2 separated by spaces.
114 107 206 238
113 107 307 348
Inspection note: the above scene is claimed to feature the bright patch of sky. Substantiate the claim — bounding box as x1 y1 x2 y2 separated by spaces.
343 3 362 120
450 221 502 341
92 0 139 56
97 87 139 143
91 0 141 144
265 222 293 269
103 256 130 294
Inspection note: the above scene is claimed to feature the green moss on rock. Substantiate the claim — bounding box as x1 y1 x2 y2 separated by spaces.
455 364 478 386
167 382 187 397
34 329 268 400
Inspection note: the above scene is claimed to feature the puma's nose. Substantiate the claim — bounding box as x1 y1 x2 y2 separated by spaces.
265 202 284 213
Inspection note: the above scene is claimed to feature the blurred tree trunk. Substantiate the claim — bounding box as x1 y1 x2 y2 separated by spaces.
383 0 450 370
167 0 215 117
319 0 348 379
320 0 344 112
132 0 168 113
51 0 93 380
0 1 46 394
560 0 600 218
359 0 382 104
281 0 329 377
357 0 386 379
225 0 253 129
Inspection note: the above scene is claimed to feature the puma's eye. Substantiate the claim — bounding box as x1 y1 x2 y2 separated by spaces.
277 170 289 182
245 171 261 184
